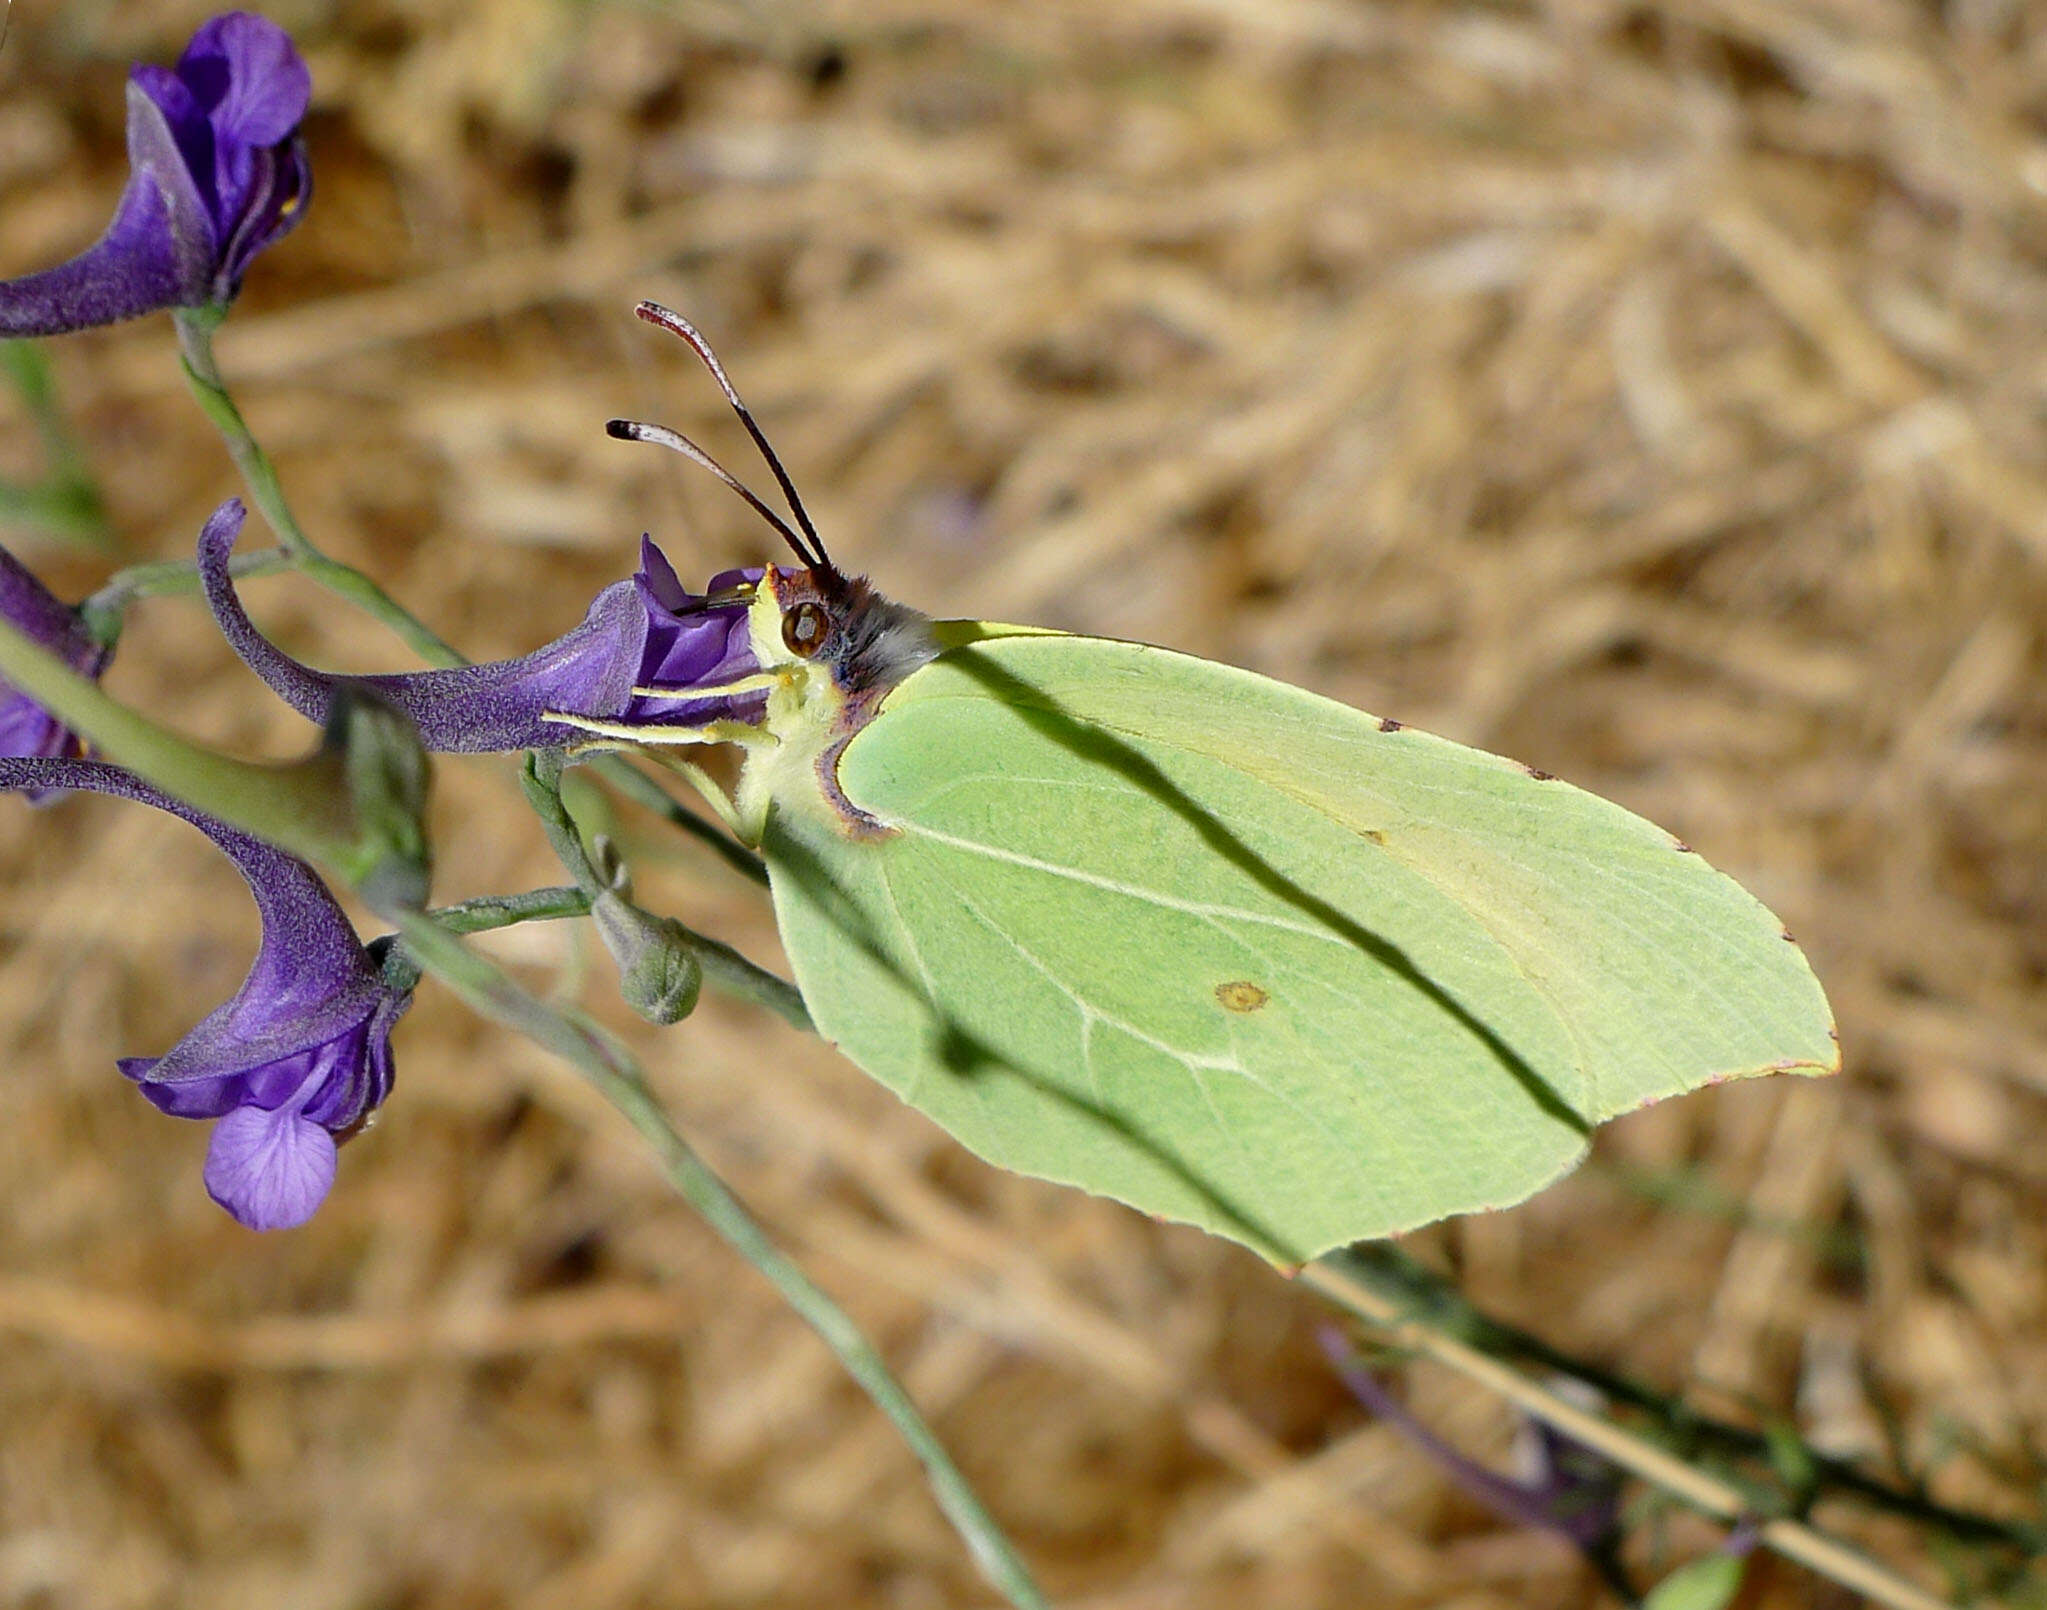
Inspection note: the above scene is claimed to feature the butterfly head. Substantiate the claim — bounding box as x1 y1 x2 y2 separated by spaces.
751 562 936 710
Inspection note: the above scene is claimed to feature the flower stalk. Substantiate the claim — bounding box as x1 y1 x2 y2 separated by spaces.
0 604 349 865
174 312 465 666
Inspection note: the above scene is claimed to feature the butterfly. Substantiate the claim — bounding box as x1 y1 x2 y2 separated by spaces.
572 302 1837 1263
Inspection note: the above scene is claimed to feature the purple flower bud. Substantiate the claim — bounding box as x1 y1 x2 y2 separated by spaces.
0 757 409 1230
197 501 765 750
0 13 311 335
0 543 111 792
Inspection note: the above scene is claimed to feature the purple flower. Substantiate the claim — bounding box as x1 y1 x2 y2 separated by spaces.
0 757 409 1230
626 537 765 722
0 542 111 789
197 500 764 750
0 13 311 335
1319 1329 1622 1554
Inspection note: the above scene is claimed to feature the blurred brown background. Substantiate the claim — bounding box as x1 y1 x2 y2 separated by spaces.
1 1 2043 1605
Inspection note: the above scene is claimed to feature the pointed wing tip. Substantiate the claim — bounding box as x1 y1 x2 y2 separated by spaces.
1701 1040 1844 1090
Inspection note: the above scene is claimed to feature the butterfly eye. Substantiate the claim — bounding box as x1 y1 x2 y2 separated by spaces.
782 601 830 658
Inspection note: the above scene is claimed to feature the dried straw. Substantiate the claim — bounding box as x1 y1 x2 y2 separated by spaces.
2 0 2042 1604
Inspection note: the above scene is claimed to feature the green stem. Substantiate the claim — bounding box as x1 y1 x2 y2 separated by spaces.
521 750 607 897
430 885 591 934
381 906 1043 1610
1323 1244 2039 1555
80 543 298 644
0 618 350 862
172 312 462 667
689 926 813 1032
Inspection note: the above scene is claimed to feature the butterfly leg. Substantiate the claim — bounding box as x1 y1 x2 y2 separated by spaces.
552 734 751 841
630 670 781 702
545 710 770 837
542 711 776 750
645 752 749 840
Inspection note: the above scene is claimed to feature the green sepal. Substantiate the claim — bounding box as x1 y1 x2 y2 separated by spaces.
327 686 433 912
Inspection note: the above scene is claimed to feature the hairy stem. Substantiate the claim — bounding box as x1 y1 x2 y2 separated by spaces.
0 618 351 862
430 885 591 934
81 542 297 642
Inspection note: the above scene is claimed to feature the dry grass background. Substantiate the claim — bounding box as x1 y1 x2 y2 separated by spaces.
0 0 2043 1605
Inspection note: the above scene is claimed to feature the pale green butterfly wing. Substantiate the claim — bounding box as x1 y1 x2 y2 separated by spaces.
762 632 1836 1262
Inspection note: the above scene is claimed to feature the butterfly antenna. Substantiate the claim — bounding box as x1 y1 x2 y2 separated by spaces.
633 301 834 575
604 417 816 568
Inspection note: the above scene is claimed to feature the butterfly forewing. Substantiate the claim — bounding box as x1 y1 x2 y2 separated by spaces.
763 634 1836 1261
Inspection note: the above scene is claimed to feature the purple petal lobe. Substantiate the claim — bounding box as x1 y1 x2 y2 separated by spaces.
182 13 312 149
0 543 110 784
635 535 691 611
204 1100 338 1231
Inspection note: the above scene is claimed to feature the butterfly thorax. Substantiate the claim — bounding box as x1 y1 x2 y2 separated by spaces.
735 564 937 842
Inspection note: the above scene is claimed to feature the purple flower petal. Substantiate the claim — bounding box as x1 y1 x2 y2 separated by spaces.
214 137 310 291
0 542 111 789
181 13 313 152
203 1097 338 1231
635 535 692 611
628 562 765 723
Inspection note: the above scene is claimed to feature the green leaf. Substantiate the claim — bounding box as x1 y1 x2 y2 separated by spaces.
765 634 1836 1261
1642 1552 1746 1610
